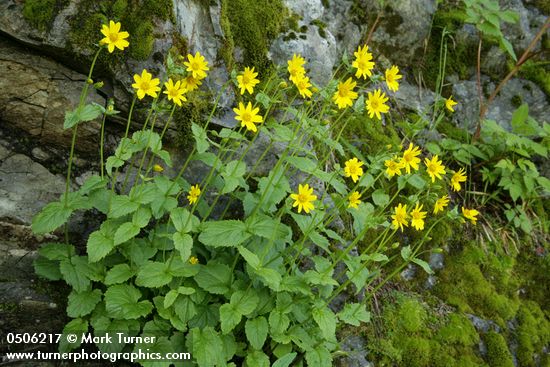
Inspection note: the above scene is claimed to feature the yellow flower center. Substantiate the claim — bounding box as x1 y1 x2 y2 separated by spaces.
192 61 201 71
370 99 380 109
242 75 250 84
109 33 119 43
140 81 150 91
242 112 252 123
298 193 309 203
387 75 394 83
339 87 349 97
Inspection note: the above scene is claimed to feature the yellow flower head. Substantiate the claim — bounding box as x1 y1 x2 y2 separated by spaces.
445 96 458 112
385 65 402 92
344 157 364 183
295 75 313 98
348 191 362 209
237 66 260 95
462 207 479 225
163 78 187 106
352 45 375 79
433 195 449 214
181 74 202 91
189 256 199 265
424 155 446 183
410 203 427 231
100 20 129 53
184 51 209 80
187 184 201 205
451 168 467 192
290 183 317 214
400 143 422 174
132 69 161 100
392 203 409 231
366 88 390 120
153 164 164 173
384 157 404 178
333 77 358 109
233 102 263 132
288 54 306 83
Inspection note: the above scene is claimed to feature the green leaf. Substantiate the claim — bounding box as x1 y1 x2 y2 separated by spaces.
59 318 88 353
273 353 298 367
87 221 117 262
269 310 290 335
173 232 193 262
135 261 173 288
372 189 390 207
104 264 135 285
246 215 292 243
285 156 318 172
412 258 434 275
220 303 242 334
338 303 371 326
198 220 251 248
67 289 102 318
246 350 270 367
245 316 268 350
38 243 75 260
257 168 291 212
59 256 91 292
231 289 259 315
63 104 103 129
312 303 337 339
34 257 62 280
499 37 517 61
189 327 225 366
305 344 332 367
222 160 247 194
238 246 261 269
254 266 282 290
173 296 197 324
163 290 179 309
195 263 232 294
104 284 153 319
31 202 72 234
108 195 140 219
401 246 412 261
192 123 209 153
114 222 141 246
132 206 152 228
256 92 271 109
170 207 198 233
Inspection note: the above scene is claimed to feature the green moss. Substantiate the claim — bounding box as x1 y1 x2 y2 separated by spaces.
534 0 550 14
344 115 401 156
402 337 431 367
436 314 479 347
23 0 67 32
311 19 327 39
519 60 550 97
515 301 550 367
483 332 514 367
397 298 427 333
174 90 213 146
221 0 287 75
69 0 174 62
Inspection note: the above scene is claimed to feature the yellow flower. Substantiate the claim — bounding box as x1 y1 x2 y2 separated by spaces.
163 78 187 106
445 96 458 112
348 191 362 209
384 157 404 178
333 77 358 109
189 256 199 265
352 45 375 79
288 53 306 83
181 74 202 91
153 164 164 173
132 69 161 100
450 168 467 192
391 203 409 232
233 102 263 132
462 207 479 225
424 155 446 183
237 66 260 95
385 65 402 92
187 184 201 205
99 20 129 53
294 75 313 98
400 143 422 174
290 183 317 214
433 195 449 214
366 89 390 120
184 51 209 80
344 157 364 183
410 203 427 231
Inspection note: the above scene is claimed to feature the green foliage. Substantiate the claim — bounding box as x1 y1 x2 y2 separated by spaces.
22 0 67 31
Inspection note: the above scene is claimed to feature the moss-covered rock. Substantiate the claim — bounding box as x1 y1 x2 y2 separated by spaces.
22 0 68 32
483 331 514 367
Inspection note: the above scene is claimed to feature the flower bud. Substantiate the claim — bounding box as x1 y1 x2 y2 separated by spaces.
153 164 164 173
278 81 288 89
86 78 94 84
94 81 104 89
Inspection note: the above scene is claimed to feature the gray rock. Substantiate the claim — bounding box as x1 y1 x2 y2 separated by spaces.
270 24 338 86
0 37 104 152
466 313 501 333
501 0 547 53
0 153 65 225
429 252 444 270
400 264 417 281
424 275 438 289
393 81 436 118
321 0 363 57
336 335 373 367
284 0 324 22
359 0 437 63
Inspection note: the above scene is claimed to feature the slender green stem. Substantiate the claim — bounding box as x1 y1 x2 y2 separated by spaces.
99 113 107 180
